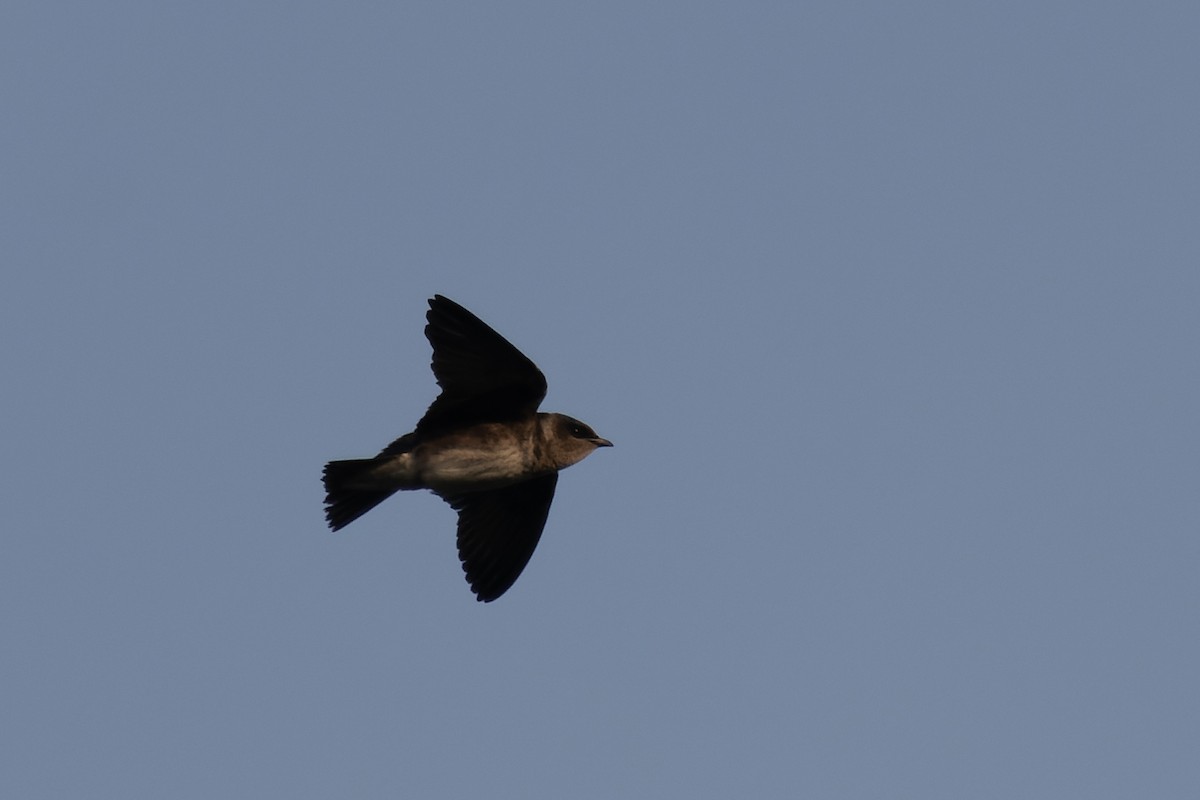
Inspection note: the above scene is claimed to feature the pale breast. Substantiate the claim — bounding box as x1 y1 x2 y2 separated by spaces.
414 424 541 492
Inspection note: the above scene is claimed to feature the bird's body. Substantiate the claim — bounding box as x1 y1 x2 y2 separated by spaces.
374 421 541 493
322 295 610 602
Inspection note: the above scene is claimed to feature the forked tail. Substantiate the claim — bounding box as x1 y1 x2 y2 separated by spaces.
322 459 396 531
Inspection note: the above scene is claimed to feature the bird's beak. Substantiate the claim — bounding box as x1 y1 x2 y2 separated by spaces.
592 437 613 448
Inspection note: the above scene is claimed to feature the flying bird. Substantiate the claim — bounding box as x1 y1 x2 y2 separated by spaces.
322 295 611 602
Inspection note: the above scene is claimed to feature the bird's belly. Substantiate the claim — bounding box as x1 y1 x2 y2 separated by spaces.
417 445 531 492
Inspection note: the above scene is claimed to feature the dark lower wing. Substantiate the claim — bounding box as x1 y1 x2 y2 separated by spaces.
440 473 559 602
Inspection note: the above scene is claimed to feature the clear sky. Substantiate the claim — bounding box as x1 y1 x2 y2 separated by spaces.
4 2 1198 797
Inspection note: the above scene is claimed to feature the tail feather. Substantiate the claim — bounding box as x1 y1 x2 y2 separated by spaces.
322 459 397 531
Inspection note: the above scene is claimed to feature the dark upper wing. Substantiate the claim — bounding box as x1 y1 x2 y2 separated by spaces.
441 473 558 602
416 295 547 434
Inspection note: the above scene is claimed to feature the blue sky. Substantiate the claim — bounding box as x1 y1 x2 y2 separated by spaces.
3 2 1198 797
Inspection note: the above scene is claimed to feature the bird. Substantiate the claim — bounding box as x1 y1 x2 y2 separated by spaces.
322 294 612 602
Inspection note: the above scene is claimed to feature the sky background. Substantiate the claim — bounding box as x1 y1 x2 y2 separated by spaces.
3 2 1198 797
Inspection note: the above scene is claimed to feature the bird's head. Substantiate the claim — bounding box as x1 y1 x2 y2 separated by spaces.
540 413 612 469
